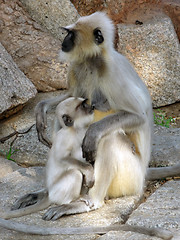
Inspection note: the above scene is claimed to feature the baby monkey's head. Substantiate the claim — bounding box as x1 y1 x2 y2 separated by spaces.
56 97 94 129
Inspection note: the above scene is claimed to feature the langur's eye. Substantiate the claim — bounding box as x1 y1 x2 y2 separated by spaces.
62 114 74 127
93 28 104 45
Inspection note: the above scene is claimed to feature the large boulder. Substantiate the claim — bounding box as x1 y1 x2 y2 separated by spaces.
0 42 37 118
19 0 79 41
117 14 180 107
0 0 69 92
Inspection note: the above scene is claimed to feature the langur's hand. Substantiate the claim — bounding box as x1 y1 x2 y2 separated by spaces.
83 164 95 188
35 101 52 148
82 123 98 164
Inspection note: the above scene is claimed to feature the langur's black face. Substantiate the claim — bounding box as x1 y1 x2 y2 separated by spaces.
61 27 104 53
62 29 76 52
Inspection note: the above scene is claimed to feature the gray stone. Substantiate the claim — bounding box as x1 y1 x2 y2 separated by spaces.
0 124 48 166
117 14 180 107
98 230 160 240
19 0 79 41
0 42 37 117
151 125 180 167
0 0 68 92
0 156 20 179
0 166 139 239
127 180 180 238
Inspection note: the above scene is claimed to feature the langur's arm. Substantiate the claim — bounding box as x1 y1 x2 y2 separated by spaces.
63 157 94 188
82 111 145 162
35 92 70 147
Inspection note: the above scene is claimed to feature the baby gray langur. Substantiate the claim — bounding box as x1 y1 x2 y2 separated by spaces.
46 97 95 211
0 97 95 220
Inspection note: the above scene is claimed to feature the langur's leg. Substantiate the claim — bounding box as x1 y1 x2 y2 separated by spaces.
88 134 119 208
43 169 83 220
89 132 144 206
11 188 48 210
48 169 83 204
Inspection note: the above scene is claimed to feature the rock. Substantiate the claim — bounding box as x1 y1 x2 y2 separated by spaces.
0 166 139 239
0 124 49 166
99 180 180 240
19 0 79 41
98 230 160 240
0 42 37 118
117 14 180 107
127 180 180 238
0 156 20 179
0 0 68 92
0 167 45 210
151 125 180 167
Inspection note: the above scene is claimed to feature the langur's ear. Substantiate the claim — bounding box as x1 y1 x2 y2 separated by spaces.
93 28 104 45
62 114 74 127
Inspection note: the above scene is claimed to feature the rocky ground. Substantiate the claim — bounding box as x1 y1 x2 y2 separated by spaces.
0 91 179 240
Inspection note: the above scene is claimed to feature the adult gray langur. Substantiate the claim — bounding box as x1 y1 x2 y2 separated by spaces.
0 11 179 239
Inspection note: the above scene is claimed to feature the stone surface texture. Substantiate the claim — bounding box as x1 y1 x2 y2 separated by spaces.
19 0 79 41
151 125 180 167
0 0 69 92
117 14 180 107
0 156 20 178
98 230 160 240
0 42 37 118
127 180 180 238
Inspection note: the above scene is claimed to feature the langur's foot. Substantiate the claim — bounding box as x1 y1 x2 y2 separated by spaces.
11 189 48 210
42 206 65 221
11 193 39 210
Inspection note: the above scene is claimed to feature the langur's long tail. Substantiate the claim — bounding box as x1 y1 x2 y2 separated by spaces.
0 219 173 239
146 164 180 181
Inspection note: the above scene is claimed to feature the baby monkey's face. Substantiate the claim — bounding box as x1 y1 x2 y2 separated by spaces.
56 97 94 128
